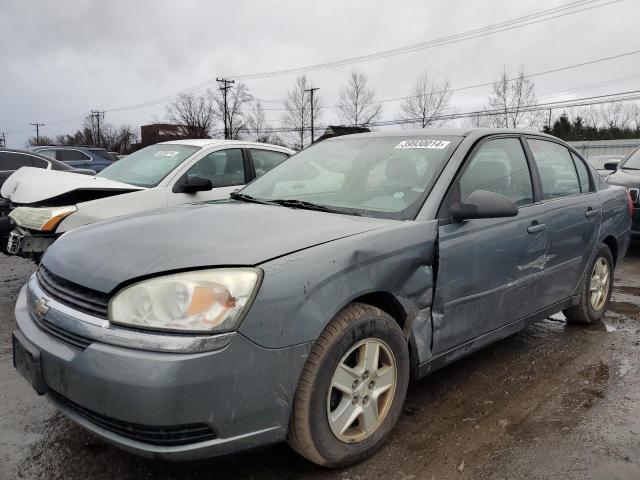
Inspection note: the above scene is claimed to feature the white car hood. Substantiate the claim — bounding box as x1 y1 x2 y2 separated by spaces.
0 167 144 204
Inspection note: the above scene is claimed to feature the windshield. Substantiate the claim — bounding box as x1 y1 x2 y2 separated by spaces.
620 147 640 170
97 144 199 187
240 136 460 219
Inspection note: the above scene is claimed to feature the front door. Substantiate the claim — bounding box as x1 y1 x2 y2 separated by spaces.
167 148 248 206
432 136 549 354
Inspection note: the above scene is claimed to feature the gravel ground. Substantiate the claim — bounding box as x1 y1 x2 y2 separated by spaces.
1 245 639 480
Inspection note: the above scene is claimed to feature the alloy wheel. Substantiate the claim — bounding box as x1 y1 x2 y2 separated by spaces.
589 257 610 311
326 338 397 443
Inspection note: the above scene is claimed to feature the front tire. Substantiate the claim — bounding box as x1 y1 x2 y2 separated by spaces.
563 243 614 324
288 303 409 467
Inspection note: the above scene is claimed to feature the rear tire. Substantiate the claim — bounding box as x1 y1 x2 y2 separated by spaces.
563 243 614 324
288 303 409 468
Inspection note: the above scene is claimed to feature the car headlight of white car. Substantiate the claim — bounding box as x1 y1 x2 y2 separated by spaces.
9 206 77 232
109 269 262 333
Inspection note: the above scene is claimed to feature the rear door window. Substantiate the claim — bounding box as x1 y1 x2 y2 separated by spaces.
249 149 289 178
37 149 58 160
58 149 91 161
571 152 592 193
185 149 246 187
459 137 534 206
527 139 580 199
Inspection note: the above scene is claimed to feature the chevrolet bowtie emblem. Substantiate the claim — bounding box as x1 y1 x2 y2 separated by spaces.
33 298 50 318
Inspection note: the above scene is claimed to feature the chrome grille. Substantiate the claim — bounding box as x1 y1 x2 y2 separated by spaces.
36 266 109 319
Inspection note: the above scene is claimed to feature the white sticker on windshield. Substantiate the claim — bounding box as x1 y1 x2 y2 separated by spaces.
394 140 450 150
154 150 179 157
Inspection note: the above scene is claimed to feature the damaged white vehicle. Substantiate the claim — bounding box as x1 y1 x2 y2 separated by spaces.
1 139 293 259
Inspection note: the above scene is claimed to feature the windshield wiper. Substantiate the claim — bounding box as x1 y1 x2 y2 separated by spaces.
270 198 360 215
229 192 275 205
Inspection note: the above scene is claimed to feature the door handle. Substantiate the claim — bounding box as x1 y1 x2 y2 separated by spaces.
527 222 547 234
585 208 598 218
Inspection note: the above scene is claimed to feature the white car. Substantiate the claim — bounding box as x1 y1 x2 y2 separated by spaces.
1 139 293 259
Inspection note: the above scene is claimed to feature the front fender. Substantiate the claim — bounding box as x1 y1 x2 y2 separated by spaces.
239 220 439 353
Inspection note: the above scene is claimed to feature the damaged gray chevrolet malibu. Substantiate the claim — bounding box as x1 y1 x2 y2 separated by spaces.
12 129 632 467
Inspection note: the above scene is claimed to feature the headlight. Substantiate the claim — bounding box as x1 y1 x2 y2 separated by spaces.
9 206 76 231
109 269 261 333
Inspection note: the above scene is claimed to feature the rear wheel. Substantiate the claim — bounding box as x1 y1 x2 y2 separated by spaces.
563 243 614 324
288 303 409 467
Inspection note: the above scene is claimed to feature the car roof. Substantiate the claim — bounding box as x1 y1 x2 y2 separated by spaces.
159 139 294 152
326 127 560 141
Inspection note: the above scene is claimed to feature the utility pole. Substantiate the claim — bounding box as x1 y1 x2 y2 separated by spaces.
216 78 235 139
547 108 553 132
304 87 320 143
30 123 45 144
91 110 105 147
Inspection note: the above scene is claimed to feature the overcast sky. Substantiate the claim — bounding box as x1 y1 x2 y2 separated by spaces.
1 0 638 147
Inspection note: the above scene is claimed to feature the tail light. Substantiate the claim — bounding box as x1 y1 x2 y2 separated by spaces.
626 189 634 217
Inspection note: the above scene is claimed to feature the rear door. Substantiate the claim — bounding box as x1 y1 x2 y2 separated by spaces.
167 148 248 206
432 136 550 354
524 137 599 304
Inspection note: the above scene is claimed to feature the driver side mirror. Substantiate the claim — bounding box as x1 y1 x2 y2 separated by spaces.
604 160 619 171
451 190 518 222
172 175 213 194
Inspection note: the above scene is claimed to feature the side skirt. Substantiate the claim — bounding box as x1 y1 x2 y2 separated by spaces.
415 296 579 380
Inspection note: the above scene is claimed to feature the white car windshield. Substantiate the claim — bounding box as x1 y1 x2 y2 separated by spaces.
97 144 199 187
240 136 460 219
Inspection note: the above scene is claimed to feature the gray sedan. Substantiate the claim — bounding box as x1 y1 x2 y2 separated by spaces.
12 129 632 467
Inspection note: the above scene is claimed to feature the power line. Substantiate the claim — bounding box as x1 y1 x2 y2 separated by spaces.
101 0 621 113
233 0 621 80
304 87 320 143
90 110 105 147
29 123 45 143
217 78 235 139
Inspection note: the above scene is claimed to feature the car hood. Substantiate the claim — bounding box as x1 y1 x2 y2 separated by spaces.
0 167 143 205
606 168 640 188
42 202 396 293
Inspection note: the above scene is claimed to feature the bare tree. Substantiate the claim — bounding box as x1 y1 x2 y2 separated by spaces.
597 101 633 130
281 75 323 149
165 91 216 138
337 70 381 127
213 82 253 139
247 102 274 143
102 124 138 153
486 65 540 129
400 72 452 128
27 135 54 146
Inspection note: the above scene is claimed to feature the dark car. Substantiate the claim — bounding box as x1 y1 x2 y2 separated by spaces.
605 145 640 239
12 129 631 467
586 154 625 177
33 146 118 172
1 148 95 253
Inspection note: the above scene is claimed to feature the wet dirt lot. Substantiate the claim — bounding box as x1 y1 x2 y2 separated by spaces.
1 247 639 480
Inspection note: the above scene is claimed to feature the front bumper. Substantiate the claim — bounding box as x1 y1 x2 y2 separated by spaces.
13 281 311 461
